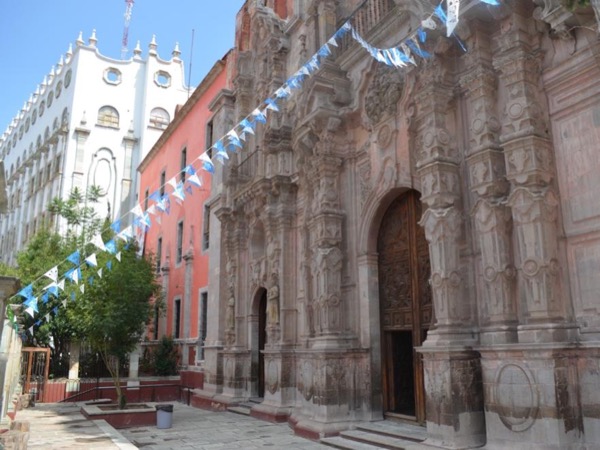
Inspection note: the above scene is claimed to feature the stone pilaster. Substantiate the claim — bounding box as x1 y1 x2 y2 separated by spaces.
415 60 473 344
494 6 575 343
415 59 486 449
461 25 518 345
72 125 90 191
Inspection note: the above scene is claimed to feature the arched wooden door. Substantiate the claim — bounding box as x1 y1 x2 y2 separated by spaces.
377 190 432 423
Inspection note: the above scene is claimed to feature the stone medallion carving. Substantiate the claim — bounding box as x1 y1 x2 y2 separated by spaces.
364 64 404 126
495 363 538 432
266 359 279 395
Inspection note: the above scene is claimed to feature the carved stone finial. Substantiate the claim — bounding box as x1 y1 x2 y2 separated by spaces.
76 32 84 47
89 29 97 47
149 35 158 55
133 40 142 57
172 42 181 60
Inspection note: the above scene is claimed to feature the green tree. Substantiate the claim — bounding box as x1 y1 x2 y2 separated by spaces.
67 241 161 408
1 187 162 408
153 336 180 376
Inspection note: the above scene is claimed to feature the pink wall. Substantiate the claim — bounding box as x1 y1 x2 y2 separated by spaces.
139 55 229 348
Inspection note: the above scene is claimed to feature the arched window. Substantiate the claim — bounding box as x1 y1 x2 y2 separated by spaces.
97 106 119 128
149 107 170 129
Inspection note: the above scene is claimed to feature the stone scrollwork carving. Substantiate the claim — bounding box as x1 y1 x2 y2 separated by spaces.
364 63 405 126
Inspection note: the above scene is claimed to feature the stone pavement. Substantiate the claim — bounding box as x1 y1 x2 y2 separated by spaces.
16 402 330 450
15 402 132 449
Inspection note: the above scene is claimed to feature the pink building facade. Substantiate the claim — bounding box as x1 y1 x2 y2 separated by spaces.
138 55 230 370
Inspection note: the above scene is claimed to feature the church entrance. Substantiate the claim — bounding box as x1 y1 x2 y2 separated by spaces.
377 190 432 424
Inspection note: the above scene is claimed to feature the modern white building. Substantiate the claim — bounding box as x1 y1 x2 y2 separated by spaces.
0 30 190 264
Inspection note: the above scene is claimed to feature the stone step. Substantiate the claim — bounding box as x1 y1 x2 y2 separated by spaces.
338 430 418 450
227 405 251 416
321 436 384 450
355 421 427 442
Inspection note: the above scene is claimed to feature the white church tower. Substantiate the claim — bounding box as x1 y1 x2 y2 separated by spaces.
0 31 189 265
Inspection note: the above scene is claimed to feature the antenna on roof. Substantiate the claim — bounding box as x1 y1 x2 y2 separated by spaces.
187 29 195 99
121 0 135 60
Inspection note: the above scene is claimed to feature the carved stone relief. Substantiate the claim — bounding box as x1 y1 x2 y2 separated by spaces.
495 363 538 432
364 63 405 127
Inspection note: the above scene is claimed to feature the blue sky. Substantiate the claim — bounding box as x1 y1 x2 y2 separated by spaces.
0 0 245 135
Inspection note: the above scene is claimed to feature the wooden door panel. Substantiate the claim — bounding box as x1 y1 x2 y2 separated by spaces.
378 191 431 422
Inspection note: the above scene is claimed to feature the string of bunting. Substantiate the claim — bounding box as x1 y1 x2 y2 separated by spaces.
6 0 499 337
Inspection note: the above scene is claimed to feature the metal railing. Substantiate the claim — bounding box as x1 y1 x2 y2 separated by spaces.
59 383 194 405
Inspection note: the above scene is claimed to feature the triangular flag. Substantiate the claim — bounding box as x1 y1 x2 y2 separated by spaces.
131 204 144 217
70 292 76 301
117 225 134 241
85 254 98 267
328 36 338 47
116 252 122 262
28 325 34 335
251 108 267 124
317 43 332 58
58 279 65 291
106 260 113 271
265 98 279 112
97 268 103 278
44 266 58 283
187 173 202 188
17 284 33 300
67 250 80 266
62 299 68 307
45 313 50 322
148 190 161 202
167 177 178 190
199 152 215 174
91 233 107 252
42 292 49 304
240 118 256 135
172 182 186 202
110 219 122 233
105 239 117 254
80 284 85 294
88 276 94 286
422 17 437 29
446 0 460 36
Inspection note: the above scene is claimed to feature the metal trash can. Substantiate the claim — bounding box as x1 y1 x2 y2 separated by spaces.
156 404 174 429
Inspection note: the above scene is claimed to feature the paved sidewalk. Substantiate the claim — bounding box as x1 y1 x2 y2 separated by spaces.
16 402 330 450
120 403 329 449
16 403 132 449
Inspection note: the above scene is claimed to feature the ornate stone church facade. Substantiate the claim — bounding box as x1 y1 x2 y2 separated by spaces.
196 1 600 448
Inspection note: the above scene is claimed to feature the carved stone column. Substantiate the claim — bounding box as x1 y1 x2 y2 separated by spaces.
308 150 345 347
415 59 486 450
461 26 518 345
415 62 473 344
494 6 575 343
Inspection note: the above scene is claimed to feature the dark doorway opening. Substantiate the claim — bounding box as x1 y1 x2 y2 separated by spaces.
258 289 267 398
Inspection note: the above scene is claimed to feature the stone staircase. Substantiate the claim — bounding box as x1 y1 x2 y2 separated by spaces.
321 421 427 450
226 398 263 416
